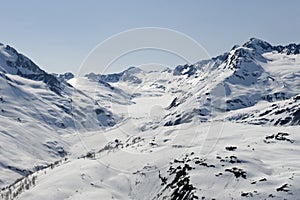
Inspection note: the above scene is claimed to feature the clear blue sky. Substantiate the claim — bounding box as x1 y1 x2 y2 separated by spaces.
0 0 299 74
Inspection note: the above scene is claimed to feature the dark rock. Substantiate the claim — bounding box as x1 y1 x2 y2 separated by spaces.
225 146 237 151
276 183 290 192
225 167 247 179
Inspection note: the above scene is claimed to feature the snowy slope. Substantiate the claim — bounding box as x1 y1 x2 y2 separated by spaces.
13 123 300 200
0 38 299 199
0 44 121 188
227 94 300 126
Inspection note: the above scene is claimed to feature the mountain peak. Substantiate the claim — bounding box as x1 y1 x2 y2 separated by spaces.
242 38 273 53
243 38 300 55
0 42 65 94
0 43 45 75
123 66 143 74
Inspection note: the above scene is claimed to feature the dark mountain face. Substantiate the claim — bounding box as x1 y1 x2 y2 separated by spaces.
2 45 45 75
173 64 197 77
273 43 300 55
0 44 69 95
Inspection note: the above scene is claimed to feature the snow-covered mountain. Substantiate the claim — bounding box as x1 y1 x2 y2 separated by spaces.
0 43 122 187
0 38 299 199
159 38 300 128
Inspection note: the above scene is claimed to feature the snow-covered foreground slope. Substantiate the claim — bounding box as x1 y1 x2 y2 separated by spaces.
0 38 300 199
15 122 300 199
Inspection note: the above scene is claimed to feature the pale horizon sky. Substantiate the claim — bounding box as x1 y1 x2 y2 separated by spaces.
0 0 299 74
